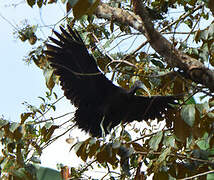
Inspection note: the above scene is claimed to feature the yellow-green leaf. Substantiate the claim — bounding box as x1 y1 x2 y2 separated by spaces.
181 104 195 127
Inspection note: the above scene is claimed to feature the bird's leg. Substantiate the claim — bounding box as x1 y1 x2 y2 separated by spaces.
100 115 106 137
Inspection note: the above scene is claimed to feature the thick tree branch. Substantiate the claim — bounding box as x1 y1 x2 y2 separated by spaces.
95 2 214 92
95 2 145 34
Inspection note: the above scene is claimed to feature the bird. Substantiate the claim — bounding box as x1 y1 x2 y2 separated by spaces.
45 25 178 137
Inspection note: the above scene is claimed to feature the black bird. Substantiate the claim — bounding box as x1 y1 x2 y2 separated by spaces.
45 26 177 137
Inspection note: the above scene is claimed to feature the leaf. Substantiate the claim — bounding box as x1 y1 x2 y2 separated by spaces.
66 137 75 144
26 0 36 7
30 156 41 164
208 23 214 37
153 171 169 180
21 112 33 124
184 19 193 28
66 1 72 13
185 97 196 104
149 131 163 151
208 0 214 16
68 0 79 7
196 132 210 150
72 0 90 18
11 168 29 179
37 0 44 8
174 111 190 142
87 0 100 16
14 126 24 140
151 59 165 68
10 122 20 133
44 125 59 142
88 140 100 158
157 147 171 164
131 143 145 152
173 77 185 95
181 104 195 127
0 119 9 128
163 136 177 148
130 76 151 97
36 166 61 180
48 0 57 3
112 141 121 149
45 122 53 129
43 68 55 90
97 143 118 166
196 102 209 116
76 139 90 161
207 173 214 180
72 0 100 19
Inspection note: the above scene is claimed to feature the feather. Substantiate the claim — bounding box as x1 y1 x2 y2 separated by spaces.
45 26 178 137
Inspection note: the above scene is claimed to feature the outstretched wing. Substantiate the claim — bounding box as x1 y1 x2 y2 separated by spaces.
45 26 119 106
45 26 120 135
126 95 177 123
45 26 178 137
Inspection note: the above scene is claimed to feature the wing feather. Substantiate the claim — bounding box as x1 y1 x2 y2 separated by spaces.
126 95 177 122
45 26 178 137
45 26 120 135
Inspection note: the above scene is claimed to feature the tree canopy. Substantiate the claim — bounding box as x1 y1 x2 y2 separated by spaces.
1 0 214 179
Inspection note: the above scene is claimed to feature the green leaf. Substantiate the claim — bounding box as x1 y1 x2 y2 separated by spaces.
163 136 177 148
11 168 29 179
207 173 214 180
157 147 171 164
181 104 195 127
207 112 214 118
10 122 20 133
185 97 196 104
208 23 214 37
196 132 210 150
45 122 53 129
0 119 9 128
68 0 79 7
36 166 62 180
149 131 163 151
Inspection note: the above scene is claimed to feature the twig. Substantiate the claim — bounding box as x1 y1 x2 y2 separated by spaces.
178 169 214 180
136 151 212 164
128 128 173 144
160 5 203 33
34 111 74 124
106 59 137 69
41 123 75 150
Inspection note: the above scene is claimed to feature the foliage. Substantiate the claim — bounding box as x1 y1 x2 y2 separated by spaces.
1 0 214 179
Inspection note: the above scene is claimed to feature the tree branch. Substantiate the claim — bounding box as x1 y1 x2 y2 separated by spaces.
95 2 214 92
